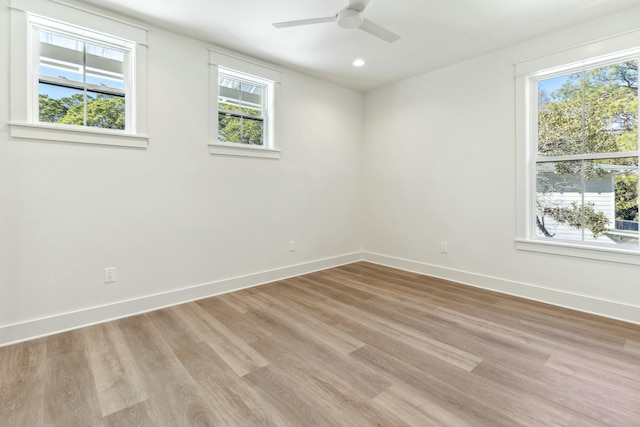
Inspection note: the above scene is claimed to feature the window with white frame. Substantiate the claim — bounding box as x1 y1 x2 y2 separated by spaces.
218 69 268 146
34 19 131 130
9 0 148 148
516 43 640 261
209 49 280 159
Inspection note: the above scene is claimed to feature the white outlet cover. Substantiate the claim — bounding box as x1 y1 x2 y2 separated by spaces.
104 267 116 283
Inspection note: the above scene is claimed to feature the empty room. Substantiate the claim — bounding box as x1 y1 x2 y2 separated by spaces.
1 0 639 425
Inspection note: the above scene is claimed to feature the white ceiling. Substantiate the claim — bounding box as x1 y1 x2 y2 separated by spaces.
78 0 640 91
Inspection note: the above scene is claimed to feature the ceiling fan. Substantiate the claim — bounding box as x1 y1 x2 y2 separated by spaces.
272 0 401 43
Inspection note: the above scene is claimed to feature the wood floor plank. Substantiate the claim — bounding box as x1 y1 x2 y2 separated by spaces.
293 273 378 303
271 277 330 304
83 322 149 417
324 265 525 333
116 315 220 426
496 296 640 341
306 281 553 375
145 307 203 351
184 302 270 377
352 344 530 426
567 414 616 427
249 335 409 426
175 340 288 426
2 261 639 426
626 339 640 355
0 339 46 427
516 317 635 361
340 263 503 306
545 353 640 397
43 350 104 427
313 297 483 371
214 292 251 314
472 359 640 425
102 400 158 427
249 305 393 399
373 384 480 427
253 291 366 355
44 328 86 358
243 365 336 426
196 296 274 344
353 344 572 427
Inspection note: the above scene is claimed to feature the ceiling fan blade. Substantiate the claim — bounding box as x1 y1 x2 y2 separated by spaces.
359 18 401 43
347 0 370 12
273 16 336 29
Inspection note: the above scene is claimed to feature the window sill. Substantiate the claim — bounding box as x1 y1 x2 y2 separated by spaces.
515 238 640 265
209 142 280 159
9 122 149 149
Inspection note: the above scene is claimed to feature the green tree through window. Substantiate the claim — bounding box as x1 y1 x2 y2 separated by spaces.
39 93 125 130
536 60 638 243
218 103 264 145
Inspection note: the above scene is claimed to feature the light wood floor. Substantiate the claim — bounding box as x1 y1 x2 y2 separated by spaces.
1 262 639 426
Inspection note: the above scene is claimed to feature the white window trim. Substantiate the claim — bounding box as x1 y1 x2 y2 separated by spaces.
515 30 640 265
9 0 149 148
209 48 280 159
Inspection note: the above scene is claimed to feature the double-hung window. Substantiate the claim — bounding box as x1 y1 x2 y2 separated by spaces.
218 70 267 146
209 49 280 159
9 0 148 148
34 20 130 130
516 39 640 262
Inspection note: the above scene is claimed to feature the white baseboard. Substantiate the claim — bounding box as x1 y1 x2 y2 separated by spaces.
3 250 637 347
0 252 363 347
363 252 640 326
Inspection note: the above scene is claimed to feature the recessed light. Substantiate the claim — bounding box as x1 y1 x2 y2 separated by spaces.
352 58 366 67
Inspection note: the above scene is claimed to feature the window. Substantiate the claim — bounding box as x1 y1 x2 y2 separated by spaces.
9 0 148 148
533 58 638 247
218 70 267 146
209 49 280 159
34 20 129 131
516 39 640 263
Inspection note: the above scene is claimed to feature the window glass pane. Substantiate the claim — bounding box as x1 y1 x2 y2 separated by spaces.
218 113 264 145
538 72 583 156
38 82 84 125
218 112 240 143
85 43 125 89
86 91 125 130
241 117 264 145
239 81 262 115
536 159 638 246
594 157 638 246
218 74 267 145
584 61 638 154
218 75 263 116
219 76 240 109
536 161 585 241
538 60 638 157
39 31 84 82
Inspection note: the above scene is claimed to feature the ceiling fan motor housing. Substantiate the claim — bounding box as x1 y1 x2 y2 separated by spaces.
337 9 364 29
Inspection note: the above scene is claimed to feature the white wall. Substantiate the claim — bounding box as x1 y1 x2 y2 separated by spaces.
362 7 640 323
0 0 363 345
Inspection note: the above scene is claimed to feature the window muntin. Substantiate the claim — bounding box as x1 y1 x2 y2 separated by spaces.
218 72 267 146
34 25 129 131
531 57 639 248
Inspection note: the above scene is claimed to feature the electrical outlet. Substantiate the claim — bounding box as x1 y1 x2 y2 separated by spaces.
104 267 116 283
440 242 448 254
289 240 296 252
